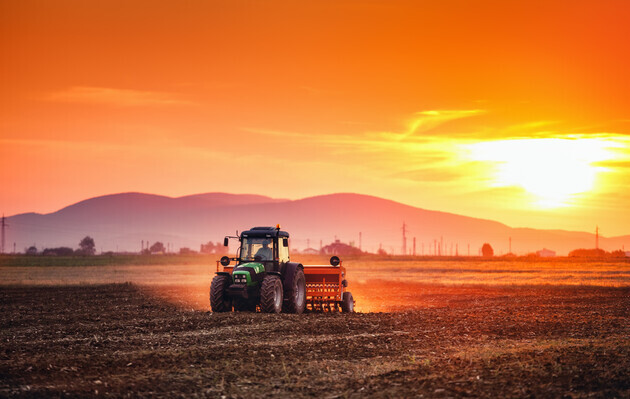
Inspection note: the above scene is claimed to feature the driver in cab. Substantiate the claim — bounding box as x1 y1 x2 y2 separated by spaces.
255 240 273 261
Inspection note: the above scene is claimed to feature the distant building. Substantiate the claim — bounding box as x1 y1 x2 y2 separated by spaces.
536 248 556 257
200 241 222 254
321 239 363 256
302 248 320 255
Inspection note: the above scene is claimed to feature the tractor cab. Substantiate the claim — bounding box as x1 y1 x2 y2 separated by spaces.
233 226 289 272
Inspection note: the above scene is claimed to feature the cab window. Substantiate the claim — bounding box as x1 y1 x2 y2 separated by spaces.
278 237 289 263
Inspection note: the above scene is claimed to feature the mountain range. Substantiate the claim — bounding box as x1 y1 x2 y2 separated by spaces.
5 192 629 255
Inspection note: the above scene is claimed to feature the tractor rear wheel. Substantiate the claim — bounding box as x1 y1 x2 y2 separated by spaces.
210 275 232 312
261 275 283 313
341 292 354 313
283 268 306 314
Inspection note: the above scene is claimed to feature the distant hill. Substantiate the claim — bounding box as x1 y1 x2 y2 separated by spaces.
5 192 629 255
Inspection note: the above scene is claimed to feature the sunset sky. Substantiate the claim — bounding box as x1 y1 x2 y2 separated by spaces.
1 0 629 236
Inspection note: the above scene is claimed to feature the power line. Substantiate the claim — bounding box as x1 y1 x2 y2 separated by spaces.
1 215 7 254
402 222 407 255
596 226 599 249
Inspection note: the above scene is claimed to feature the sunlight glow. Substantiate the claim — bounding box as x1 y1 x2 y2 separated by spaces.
465 138 619 208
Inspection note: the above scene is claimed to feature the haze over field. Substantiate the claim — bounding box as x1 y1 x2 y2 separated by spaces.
6 192 629 255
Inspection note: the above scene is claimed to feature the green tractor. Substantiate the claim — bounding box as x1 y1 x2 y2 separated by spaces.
210 226 354 313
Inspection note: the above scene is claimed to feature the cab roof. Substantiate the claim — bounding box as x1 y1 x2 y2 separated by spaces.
241 226 289 238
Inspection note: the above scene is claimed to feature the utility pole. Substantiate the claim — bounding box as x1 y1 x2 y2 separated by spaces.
595 226 599 249
359 232 362 251
402 222 407 255
413 237 416 256
456 243 458 257
1 215 7 254
141 240 144 252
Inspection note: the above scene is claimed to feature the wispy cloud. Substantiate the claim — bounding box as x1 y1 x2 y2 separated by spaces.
242 109 489 187
388 161 485 182
396 109 485 140
45 87 194 107
244 109 485 145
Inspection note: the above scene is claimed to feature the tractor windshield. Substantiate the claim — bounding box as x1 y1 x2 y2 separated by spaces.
240 237 274 262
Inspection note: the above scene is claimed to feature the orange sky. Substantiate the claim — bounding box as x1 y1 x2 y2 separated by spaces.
1 0 629 236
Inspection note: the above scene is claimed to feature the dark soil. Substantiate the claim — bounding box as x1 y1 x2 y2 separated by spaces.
1 283 628 398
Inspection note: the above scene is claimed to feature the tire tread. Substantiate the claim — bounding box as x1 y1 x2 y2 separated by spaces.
210 275 232 312
260 275 282 313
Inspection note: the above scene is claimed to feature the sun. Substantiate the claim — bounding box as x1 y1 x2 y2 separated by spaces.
465 138 616 208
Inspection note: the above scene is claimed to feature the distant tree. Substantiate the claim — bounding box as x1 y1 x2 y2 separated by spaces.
377 248 388 256
78 236 96 255
42 247 74 256
25 246 38 256
610 249 626 258
569 248 624 258
481 243 494 257
321 240 364 256
42 248 56 256
568 248 606 257
150 241 165 254
179 247 197 255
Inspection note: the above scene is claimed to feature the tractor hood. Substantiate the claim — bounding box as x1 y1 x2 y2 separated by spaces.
234 262 265 273
232 262 265 286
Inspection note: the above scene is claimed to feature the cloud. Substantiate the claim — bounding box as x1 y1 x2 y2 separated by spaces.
45 87 194 107
241 111 490 190
595 161 630 169
244 109 486 144
241 109 489 172
397 109 485 140
388 162 480 183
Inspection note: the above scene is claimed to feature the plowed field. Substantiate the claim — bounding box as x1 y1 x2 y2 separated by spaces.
1 281 628 398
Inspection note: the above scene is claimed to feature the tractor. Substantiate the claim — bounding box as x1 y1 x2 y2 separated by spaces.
210 225 355 313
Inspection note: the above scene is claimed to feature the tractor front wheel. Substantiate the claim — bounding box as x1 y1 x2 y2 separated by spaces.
341 292 354 313
261 275 283 313
210 275 232 312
